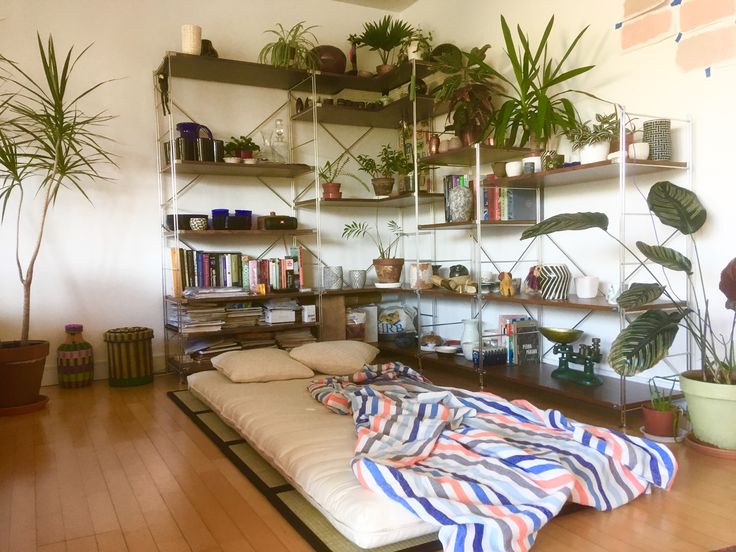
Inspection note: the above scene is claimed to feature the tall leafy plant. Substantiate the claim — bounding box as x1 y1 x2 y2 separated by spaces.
342 219 403 259
356 16 414 67
0 35 115 342
487 16 594 149
521 181 736 384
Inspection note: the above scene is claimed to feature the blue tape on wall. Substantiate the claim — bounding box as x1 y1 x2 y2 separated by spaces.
615 21 623 30
671 0 682 6
675 32 683 42
705 67 711 77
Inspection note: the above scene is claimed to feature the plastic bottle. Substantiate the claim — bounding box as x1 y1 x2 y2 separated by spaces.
57 324 94 388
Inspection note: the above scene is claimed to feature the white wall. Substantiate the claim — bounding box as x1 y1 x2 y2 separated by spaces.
1 0 733 385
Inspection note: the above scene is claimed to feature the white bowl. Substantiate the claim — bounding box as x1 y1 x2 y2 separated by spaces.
224 156 241 164
505 160 523 177
435 345 459 357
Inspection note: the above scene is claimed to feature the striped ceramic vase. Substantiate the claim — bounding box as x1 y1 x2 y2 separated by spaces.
539 264 572 301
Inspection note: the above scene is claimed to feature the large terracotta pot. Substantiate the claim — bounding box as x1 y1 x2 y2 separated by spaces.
642 403 679 437
680 370 736 450
373 258 404 283
371 177 394 196
0 340 49 409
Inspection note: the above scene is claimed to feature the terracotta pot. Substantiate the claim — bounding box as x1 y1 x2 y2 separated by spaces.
375 64 396 75
0 340 49 409
460 125 483 147
642 403 679 437
238 149 253 159
312 45 346 74
371 177 394 196
373 258 404 283
322 182 341 197
680 370 736 450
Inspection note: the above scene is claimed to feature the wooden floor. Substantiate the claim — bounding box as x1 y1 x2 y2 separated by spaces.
1 370 734 552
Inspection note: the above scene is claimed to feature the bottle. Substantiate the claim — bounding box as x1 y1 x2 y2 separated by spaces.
271 118 288 164
57 324 94 388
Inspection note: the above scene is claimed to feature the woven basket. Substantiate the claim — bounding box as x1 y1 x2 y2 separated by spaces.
103 327 154 387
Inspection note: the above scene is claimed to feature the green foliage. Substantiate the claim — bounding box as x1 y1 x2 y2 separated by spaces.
647 180 706 235
649 376 678 411
356 144 409 178
258 21 318 69
486 16 594 148
609 311 683 376
564 112 618 150
224 136 260 155
520 212 609 240
397 27 434 62
342 219 403 259
318 156 366 189
616 283 665 310
356 16 414 66
636 241 693 274
0 35 115 341
431 45 503 136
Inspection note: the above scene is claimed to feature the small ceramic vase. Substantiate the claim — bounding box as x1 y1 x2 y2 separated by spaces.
448 186 473 222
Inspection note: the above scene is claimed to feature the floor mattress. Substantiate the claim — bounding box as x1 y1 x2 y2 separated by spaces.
187 370 435 549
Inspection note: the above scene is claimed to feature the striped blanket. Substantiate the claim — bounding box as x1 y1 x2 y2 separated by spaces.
308 362 678 552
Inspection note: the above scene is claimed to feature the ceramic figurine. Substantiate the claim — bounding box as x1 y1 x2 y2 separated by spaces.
606 284 619 305
499 272 515 296
524 265 541 295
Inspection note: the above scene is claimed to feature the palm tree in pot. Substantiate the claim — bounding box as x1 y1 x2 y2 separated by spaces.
355 15 414 75
0 36 115 412
521 181 736 451
342 219 404 284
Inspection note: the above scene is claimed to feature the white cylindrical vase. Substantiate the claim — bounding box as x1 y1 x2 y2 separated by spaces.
181 24 202 55
461 319 480 361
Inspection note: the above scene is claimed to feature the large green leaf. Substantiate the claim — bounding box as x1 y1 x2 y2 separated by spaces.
636 241 693 274
520 212 608 240
647 181 706 235
616 283 665 310
609 311 682 376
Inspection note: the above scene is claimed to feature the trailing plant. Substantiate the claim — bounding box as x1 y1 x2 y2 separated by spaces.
431 44 503 137
318 156 365 188
0 35 115 342
342 218 403 259
224 136 260 155
355 16 414 67
484 15 595 149
356 144 408 179
258 21 318 70
521 180 736 384
398 27 434 62
565 112 617 150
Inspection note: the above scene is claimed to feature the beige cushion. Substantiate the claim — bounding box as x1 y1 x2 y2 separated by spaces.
211 348 314 382
289 340 379 375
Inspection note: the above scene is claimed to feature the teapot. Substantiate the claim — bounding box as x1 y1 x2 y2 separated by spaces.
176 121 212 140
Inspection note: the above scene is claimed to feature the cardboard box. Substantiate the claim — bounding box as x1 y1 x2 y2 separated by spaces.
302 304 316 323
264 309 296 324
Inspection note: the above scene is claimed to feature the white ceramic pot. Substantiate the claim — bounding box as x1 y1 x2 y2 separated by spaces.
579 141 611 164
505 160 523 177
575 276 599 299
181 24 202 55
628 142 650 160
680 371 736 450
461 319 480 361
406 40 421 61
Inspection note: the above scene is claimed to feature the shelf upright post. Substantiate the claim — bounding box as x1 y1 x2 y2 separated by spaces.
474 143 485 388
310 71 324 323
411 59 424 369
618 103 628 428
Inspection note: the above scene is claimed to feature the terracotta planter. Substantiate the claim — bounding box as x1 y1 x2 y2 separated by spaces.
610 130 635 153
0 340 49 409
322 181 341 198
238 149 254 159
373 258 404 283
680 370 736 450
375 64 396 75
371 177 394 196
642 403 679 437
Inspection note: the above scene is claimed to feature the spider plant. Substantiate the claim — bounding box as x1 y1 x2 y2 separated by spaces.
485 15 595 149
356 16 414 69
258 21 318 70
342 219 403 259
0 35 115 342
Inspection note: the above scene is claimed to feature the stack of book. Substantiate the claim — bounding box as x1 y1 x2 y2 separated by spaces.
222 304 262 329
186 338 278 361
276 329 316 350
168 302 226 333
482 186 537 222
263 298 299 325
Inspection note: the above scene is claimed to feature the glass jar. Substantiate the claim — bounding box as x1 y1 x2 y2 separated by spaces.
271 118 288 164
57 323 94 388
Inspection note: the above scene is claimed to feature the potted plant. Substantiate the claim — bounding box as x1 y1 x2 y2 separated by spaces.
355 16 414 75
342 219 404 283
564 112 617 164
643 376 682 438
521 180 736 451
485 16 595 152
431 44 503 146
318 156 365 199
357 144 407 196
258 21 318 70
398 27 433 62
224 136 261 159
0 36 114 413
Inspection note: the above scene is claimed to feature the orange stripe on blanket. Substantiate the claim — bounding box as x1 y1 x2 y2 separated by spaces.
436 476 475 504
584 426 647 494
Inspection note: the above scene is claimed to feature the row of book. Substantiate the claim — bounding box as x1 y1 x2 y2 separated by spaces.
169 246 305 297
482 187 537 222
499 315 539 367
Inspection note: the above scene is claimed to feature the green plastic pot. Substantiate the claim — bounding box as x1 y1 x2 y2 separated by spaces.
680 370 736 450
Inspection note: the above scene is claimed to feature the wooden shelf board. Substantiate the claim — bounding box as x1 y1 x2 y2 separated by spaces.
418 220 536 230
166 290 317 304
165 321 318 337
162 160 313 178
420 144 530 167
159 53 434 94
295 192 444 209
319 286 411 295
292 96 436 128
493 159 688 188
175 229 315 237
378 341 651 410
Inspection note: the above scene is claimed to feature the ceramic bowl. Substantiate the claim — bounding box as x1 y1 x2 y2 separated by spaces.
628 142 650 160
435 345 459 359
505 160 523 177
223 156 241 164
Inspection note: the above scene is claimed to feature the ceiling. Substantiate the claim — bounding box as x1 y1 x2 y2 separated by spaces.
332 0 418 12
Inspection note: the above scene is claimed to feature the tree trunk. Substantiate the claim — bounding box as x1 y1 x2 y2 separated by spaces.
21 280 31 343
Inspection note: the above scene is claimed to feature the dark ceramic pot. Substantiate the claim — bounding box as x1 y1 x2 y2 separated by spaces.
312 45 346 74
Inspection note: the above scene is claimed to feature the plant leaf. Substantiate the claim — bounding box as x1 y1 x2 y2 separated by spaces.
616 283 665 310
609 310 681 376
719 257 736 310
647 180 706 235
520 212 608 240
636 241 693 274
